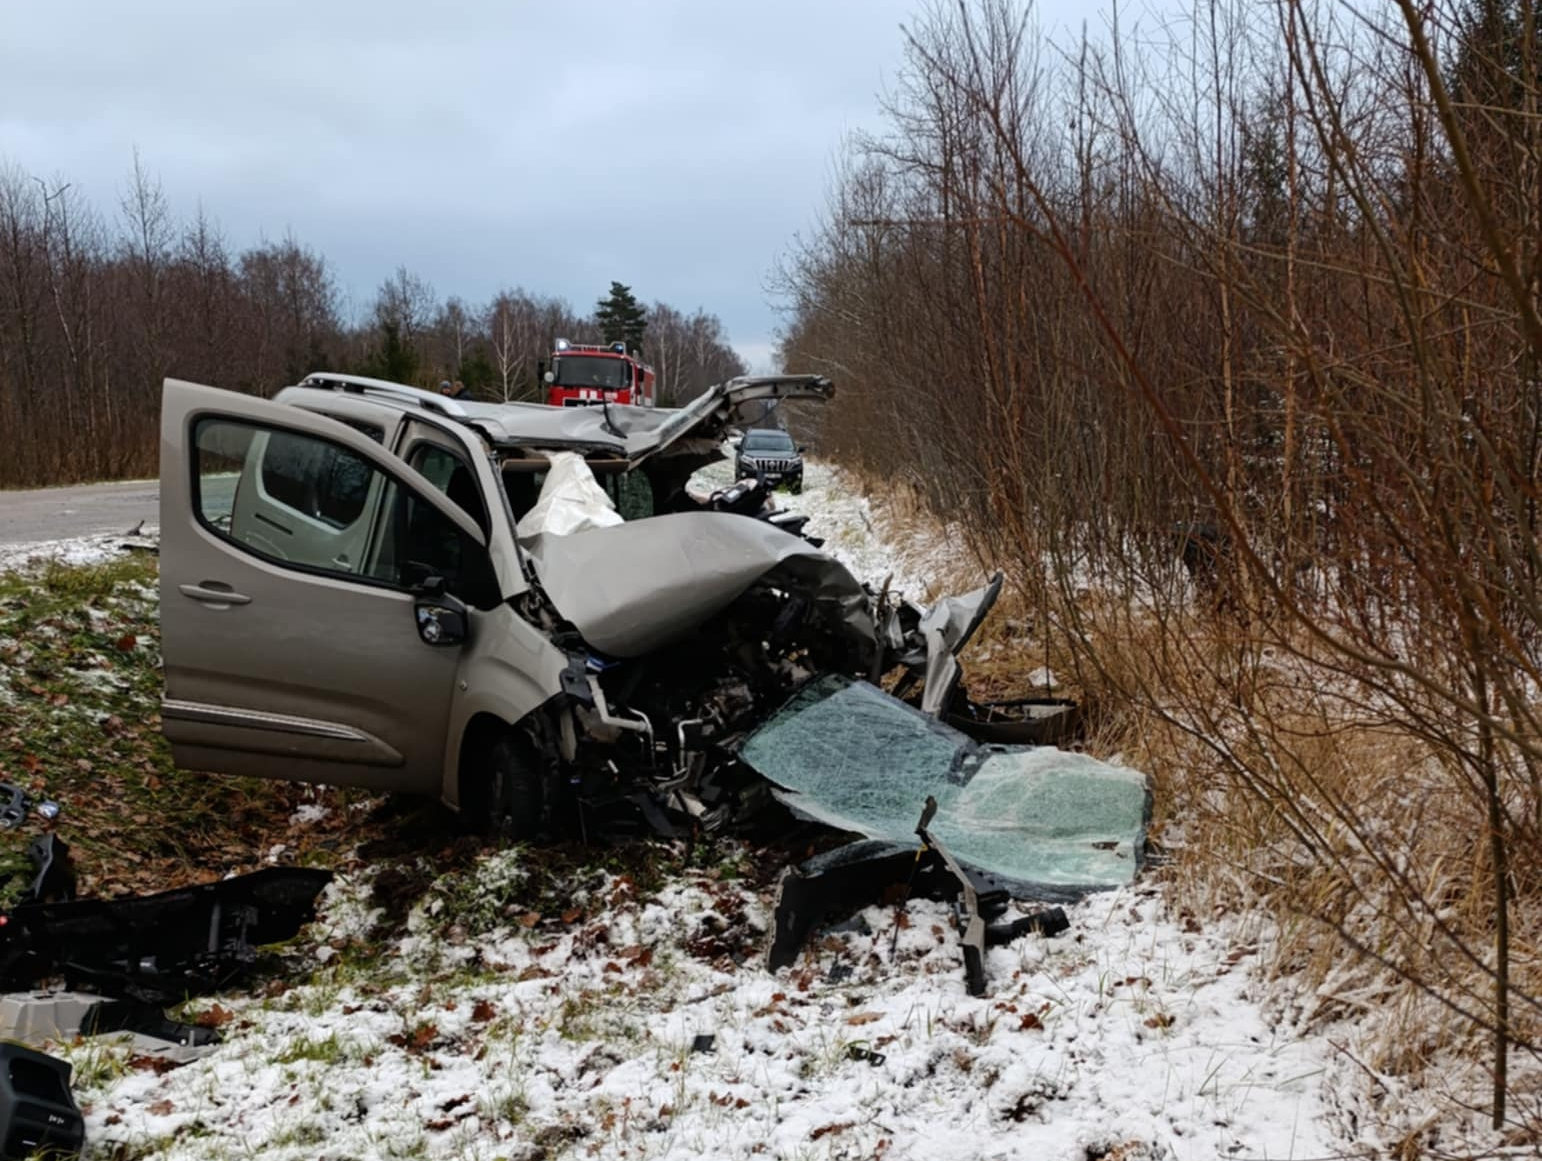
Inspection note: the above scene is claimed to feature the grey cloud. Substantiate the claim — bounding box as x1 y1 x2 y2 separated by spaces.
2 0 915 368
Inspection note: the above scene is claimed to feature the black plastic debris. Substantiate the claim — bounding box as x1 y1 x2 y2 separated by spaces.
0 839 331 1005
769 799 1070 997
0 787 26 831
81 999 221 1048
0 786 63 833
0 1042 83 1160
690 1034 716 1054
847 1045 885 1067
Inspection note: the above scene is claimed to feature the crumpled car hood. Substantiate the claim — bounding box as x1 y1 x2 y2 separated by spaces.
527 512 875 659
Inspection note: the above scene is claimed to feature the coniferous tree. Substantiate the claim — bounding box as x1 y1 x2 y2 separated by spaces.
595 281 648 353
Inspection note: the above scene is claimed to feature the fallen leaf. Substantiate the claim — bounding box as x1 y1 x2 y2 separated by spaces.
115 634 137 652
517 911 541 928
810 1121 854 1141
127 1055 184 1075
197 1003 235 1028
471 999 496 1023
148 1099 174 1116
845 1012 882 1026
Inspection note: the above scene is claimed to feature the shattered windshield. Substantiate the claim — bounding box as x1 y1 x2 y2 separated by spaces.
553 356 629 391
739 675 1149 894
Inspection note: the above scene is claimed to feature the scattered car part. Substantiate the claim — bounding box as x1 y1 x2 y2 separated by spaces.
0 991 216 1065
0 851 331 1004
0 788 59 833
944 697 1082 747
847 1045 886 1067
741 675 1150 895
912 572 1004 716
0 1042 83 1160
17 835 75 906
0 787 26 830
767 813 1071 996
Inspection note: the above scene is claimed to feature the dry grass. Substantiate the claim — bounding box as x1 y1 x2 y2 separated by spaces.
861 470 1542 1150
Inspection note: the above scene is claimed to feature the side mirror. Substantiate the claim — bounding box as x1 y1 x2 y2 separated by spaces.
414 582 469 647
797 445 807 453
543 371 555 384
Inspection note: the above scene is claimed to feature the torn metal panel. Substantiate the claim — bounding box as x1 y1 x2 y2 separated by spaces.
529 512 875 660
452 375 835 461
917 572 1004 716
739 675 1149 895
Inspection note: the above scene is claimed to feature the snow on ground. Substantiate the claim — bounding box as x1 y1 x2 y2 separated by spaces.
0 528 159 573
69 859 1337 1161
694 456 964 603
12 469 1361 1160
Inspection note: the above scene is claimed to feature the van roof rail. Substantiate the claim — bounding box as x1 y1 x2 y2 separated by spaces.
298 372 470 419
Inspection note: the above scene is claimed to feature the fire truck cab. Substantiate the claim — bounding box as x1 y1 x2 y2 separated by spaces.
543 338 656 408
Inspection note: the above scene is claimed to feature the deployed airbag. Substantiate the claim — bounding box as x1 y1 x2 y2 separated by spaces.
739 675 1149 895
515 451 623 546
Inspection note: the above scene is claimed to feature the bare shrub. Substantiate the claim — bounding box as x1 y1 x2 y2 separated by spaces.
781 0 1542 1142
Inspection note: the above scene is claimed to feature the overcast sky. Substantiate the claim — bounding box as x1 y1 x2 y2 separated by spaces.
3 0 1124 372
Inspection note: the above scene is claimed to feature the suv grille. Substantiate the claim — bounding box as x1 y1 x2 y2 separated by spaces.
751 457 797 473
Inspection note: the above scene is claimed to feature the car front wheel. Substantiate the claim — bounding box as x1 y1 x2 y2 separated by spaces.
484 730 543 842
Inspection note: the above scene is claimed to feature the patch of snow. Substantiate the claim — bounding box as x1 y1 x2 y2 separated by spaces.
289 803 330 827
73 858 1348 1161
0 530 158 574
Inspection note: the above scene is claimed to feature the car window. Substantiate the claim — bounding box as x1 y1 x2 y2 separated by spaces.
260 431 373 528
409 442 489 534
368 480 500 608
606 470 654 520
192 418 497 608
744 431 794 451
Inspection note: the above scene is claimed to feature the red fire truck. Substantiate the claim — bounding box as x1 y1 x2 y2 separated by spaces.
542 338 656 408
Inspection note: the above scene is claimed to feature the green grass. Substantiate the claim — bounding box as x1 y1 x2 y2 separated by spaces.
0 554 328 898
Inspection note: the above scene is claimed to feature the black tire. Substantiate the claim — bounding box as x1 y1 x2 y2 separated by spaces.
790 479 803 495
484 731 544 842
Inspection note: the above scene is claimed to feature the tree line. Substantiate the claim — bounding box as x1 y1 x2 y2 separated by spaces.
0 157 745 488
780 0 1542 1134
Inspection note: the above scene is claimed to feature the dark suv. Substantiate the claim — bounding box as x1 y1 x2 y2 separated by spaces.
734 427 804 493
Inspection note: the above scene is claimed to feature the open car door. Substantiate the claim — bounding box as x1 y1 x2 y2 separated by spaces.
158 378 499 794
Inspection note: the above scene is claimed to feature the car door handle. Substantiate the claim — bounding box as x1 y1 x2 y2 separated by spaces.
179 582 252 606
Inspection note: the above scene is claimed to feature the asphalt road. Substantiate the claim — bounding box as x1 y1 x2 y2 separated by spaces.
0 478 160 546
